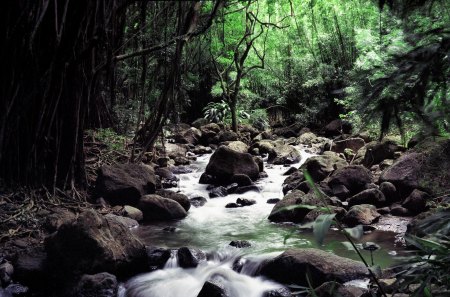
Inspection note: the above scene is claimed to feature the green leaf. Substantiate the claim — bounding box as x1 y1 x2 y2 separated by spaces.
405 236 448 253
313 213 336 245
344 225 364 240
423 286 433 297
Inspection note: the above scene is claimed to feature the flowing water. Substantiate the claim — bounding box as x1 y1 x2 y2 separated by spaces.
121 147 406 297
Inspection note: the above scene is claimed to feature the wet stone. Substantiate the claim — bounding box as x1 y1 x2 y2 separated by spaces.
267 198 280 204
229 240 251 248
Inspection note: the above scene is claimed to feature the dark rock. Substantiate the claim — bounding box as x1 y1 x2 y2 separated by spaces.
347 188 386 207
324 119 352 137
379 159 394 170
297 132 331 153
267 198 280 204
192 118 209 129
193 145 213 155
377 207 391 215
218 131 239 142
273 123 303 138
328 165 373 196
155 167 177 181
156 189 191 211
0 262 13 286
170 166 193 174
328 138 365 154
300 153 348 182
146 247 171 270
229 240 251 248
259 171 268 178
379 182 398 203
260 249 368 287
362 140 401 167
311 281 364 297
121 205 143 222
197 280 228 297
138 195 187 221
230 174 253 187
283 167 298 176
390 205 412 216
13 247 47 289
177 247 206 268
95 164 156 206
199 173 215 184
225 203 241 208
225 183 239 194
235 185 260 194
331 184 350 200
236 198 256 206
74 272 118 297
45 210 147 278
190 197 207 207
302 206 347 224
105 214 139 229
209 186 228 198
343 204 381 227
268 145 301 165
263 287 292 297
253 156 264 172
43 208 77 233
402 189 429 215
268 190 330 223
4 284 29 297
174 156 190 166
203 146 259 185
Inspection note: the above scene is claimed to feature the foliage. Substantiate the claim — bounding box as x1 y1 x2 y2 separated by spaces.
395 235 450 296
86 128 128 152
203 100 231 123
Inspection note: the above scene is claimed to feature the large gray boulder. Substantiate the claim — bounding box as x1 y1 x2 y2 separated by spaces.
328 165 372 196
260 249 368 287
156 189 191 211
347 188 386 207
300 153 348 182
268 144 301 165
201 145 259 185
45 210 147 277
343 204 381 227
138 195 187 221
95 164 156 206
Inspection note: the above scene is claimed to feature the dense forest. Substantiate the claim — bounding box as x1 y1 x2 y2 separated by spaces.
0 0 449 297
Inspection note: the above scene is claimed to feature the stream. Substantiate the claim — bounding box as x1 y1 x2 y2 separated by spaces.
120 147 406 297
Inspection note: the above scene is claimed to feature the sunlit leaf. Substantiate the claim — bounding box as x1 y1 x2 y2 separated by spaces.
313 213 336 245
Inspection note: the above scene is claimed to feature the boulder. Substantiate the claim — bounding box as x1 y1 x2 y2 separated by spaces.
197 280 228 297
328 165 373 196
302 206 347 224
192 118 209 128
402 189 429 215
190 197 207 207
193 145 213 155
138 195 187 221
173 127 202 145
343 204 381 227
230 174 253 187
146 247 171 270
156 189 190 211
236 198 256 206
252 140 276 155
229 240 251 248
74 272 118 297
273 123 303 138
300 153 348 182
226 141 248 153
155 167 177 181
0 262 13 286
362 140 402 167
347 189 386 207
324 119 352 137
297 132 331 153
164 143 189 159
268 144 301 165
225 203 241 208
45 210 147 277
105 214 139 229
268 190 329 223
379 182 398 203
260 249 368 287
95 164 156 206
328 138 365 154
282 171 306 195
390 205 411 216
177 247 206 268
121 205 143 222
202 146 259 185
209 186 228 198
43 208 77 233
253 156 264 172
311 281 365 297
267 198 280 204
218 131 238 142
13 247 47 289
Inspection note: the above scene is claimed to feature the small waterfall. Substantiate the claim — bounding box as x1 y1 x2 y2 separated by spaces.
164 250 179 268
